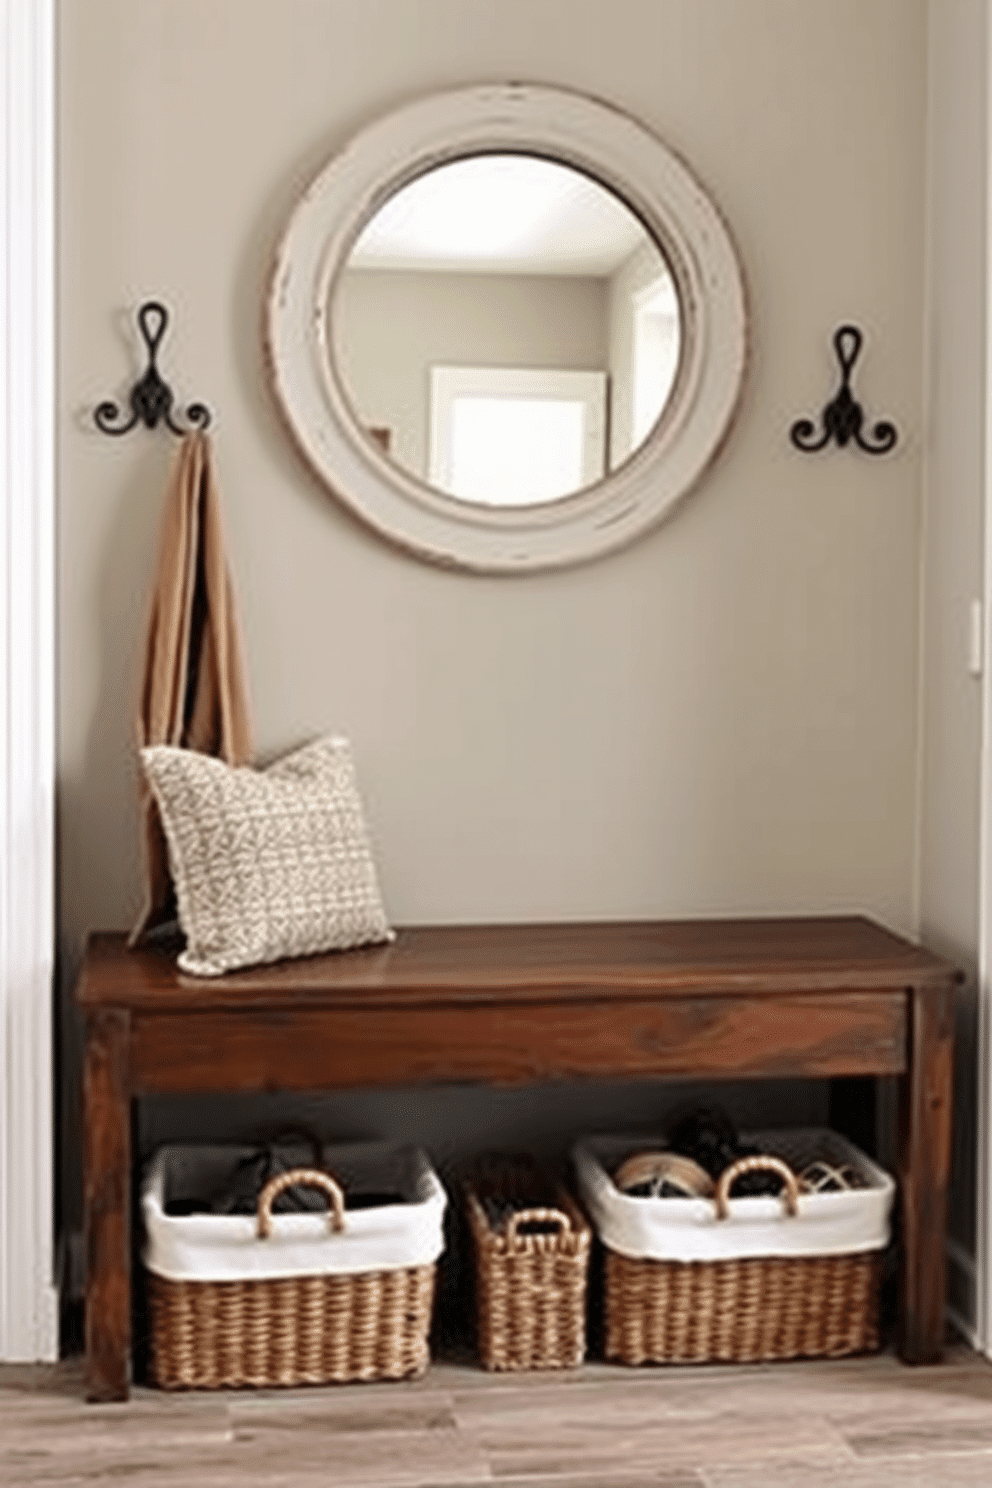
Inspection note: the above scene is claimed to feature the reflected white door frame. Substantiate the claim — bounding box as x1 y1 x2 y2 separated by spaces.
0 0 59 1361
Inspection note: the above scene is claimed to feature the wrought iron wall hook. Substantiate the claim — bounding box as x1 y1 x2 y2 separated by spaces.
94 300 212 436
790 324 897 455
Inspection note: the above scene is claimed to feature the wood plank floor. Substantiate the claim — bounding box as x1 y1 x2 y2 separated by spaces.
2 1343 991 1487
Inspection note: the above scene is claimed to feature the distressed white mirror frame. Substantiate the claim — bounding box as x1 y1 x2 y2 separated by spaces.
267 83 747 573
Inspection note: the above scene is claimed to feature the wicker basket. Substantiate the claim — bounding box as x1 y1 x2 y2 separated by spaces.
464 1161 591 1371
575 1130 892 1366
143 1144 445 1389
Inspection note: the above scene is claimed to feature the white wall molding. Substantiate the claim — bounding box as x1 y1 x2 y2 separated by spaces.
946 1303 983 1355
947 1236 981 1350
0 0 59 1361
980 0 992 1359
920 0 990 1362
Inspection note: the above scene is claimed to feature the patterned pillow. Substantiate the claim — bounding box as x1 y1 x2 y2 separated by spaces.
140 736 394 976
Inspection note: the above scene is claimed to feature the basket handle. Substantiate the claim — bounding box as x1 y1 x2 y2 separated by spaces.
714 1155 800 1220
504 1206 572 1246
257 1167 345 1238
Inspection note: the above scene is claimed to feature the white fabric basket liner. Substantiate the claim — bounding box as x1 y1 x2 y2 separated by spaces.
142 1141 446 1283
573 1128 894 1263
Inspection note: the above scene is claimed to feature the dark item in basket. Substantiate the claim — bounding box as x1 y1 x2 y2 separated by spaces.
208 1131 331 1217
211 1150 327 1216
468 1152 562 1234
345 1190 408 1210
164 1152 334 1216
163 1162 410 1218
165 1159 322 1215
163 1197 212 1216
665 1105 782 1197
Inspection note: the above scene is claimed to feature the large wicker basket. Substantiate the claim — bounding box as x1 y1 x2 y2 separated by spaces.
142 1142 445 1389
575 1129 893 1366
464 1160 591 1371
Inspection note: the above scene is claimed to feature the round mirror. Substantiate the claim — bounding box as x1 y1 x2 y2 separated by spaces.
334 154 681 507
268 84 747 572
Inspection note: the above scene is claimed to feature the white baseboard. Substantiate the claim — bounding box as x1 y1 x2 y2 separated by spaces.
947 1234 977 1277
946 1302 983 1352
946 1236 985 1353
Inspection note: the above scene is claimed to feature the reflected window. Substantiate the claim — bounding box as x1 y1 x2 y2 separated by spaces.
428 365 606 505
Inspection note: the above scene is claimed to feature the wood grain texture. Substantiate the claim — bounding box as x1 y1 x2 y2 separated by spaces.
843 1414 992 1457
128 992 907 1095
897 983 956 1364
77 917 960 1010
3 1347 991 1487
82 1009 132 1403
704 1454 992 1487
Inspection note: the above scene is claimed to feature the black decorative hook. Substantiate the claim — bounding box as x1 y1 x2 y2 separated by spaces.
790 324 896 455
94 300 212 436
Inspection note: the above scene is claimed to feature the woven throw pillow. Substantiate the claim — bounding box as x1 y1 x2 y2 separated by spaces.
140 736 394 976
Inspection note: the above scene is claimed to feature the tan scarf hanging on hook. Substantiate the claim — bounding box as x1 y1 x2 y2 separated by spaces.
130 430 254 942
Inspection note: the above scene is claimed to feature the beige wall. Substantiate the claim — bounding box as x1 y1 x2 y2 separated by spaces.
336 267 607 481
58 0 928 1221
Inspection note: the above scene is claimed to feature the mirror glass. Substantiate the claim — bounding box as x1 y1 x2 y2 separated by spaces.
331 154 681 507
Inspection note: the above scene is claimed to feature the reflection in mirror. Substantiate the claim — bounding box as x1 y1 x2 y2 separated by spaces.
331 155 680 506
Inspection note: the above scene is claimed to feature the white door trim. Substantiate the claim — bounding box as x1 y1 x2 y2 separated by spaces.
976 0 992 1362
0 0 59 1361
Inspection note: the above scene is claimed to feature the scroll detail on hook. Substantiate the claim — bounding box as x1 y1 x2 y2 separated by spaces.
94 300 212 436
790 324 897 455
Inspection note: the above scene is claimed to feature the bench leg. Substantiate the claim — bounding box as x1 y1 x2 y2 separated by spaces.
897 983 954 1364
83 1009 131 1401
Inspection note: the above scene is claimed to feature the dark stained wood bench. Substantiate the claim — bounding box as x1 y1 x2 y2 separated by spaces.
75 914 960 1400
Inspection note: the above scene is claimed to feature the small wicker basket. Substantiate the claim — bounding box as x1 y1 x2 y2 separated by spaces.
576 1132 891 1367
144 1147 443 1389
464 1162 591 1371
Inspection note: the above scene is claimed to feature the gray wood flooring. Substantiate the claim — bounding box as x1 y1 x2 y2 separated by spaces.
2 1344 991 1487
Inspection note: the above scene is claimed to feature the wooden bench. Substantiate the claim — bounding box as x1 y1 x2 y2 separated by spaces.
75 914 960 1400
